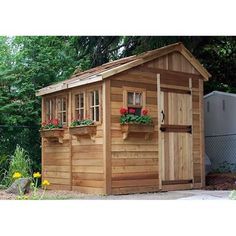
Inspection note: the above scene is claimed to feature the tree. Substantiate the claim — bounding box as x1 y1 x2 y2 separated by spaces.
0 36 235 171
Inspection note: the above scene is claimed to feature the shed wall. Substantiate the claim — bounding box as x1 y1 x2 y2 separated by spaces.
41 83 105 194
41 51 205 194
109 55 204 193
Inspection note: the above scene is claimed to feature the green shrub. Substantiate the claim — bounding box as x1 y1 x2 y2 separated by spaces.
3 145 32 186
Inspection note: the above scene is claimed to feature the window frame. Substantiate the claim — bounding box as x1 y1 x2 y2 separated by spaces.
74 92 86 121
45 98 55 121
123 86 146 113
88 87 102 124
56 96 68 126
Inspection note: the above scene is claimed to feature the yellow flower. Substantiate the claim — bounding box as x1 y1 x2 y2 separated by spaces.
13 172 22 179
42 180 50 187
33 172 41 178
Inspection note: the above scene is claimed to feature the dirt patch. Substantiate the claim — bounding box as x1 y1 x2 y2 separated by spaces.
206 173 236 190
0 189 94 200
0 190 16 200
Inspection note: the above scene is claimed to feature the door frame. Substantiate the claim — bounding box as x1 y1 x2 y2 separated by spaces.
157 74 194 191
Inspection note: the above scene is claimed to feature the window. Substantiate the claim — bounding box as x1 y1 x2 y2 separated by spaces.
90 90 100 122
75 93 85 120
124 88 146 116
57 97 67 125
45 98 54 121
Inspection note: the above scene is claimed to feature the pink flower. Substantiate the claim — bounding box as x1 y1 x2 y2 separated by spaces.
129 108 136 114
52 118 59 126
120 107 127 115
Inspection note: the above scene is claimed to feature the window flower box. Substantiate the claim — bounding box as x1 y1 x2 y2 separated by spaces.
69 125 97 142
120 123 154 140
119 108 154 140
40 128 64 143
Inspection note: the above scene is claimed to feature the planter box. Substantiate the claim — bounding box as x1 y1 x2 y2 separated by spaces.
120 123 154 140
69 125 97 141
40 128 64 143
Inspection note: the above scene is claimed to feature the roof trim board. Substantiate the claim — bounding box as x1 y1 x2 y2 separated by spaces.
36 42 211 96
204 91 236 99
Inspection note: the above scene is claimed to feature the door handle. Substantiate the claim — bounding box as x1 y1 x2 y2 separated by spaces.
161 110 165 122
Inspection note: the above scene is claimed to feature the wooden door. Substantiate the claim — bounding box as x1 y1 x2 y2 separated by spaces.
159 82 193 187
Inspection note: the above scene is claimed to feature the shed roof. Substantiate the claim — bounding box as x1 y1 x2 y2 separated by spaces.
36 42 211 96
204 91 236 99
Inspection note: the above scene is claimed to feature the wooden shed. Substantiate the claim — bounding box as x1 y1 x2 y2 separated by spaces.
36 42 211 195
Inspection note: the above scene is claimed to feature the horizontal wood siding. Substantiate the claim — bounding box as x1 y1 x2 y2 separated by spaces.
71 124 104 194
42 129 71 191
110 68 159 194
41 51 204 195
109 55 203 193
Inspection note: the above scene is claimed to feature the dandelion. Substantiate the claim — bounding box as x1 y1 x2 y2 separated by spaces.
33 172 41 178
42 180 50 187
13 172 22 179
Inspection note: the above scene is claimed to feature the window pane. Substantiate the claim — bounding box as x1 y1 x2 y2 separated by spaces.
76 109 84 120
128 92 134 105
91 108 94 121
57 99 61 111
58 113 62 124
91 92 94 106
95 90 99 105
76 95 80 109
80 109 84 120
95 106 99 121
46 100 50 120
62 98 66 111
80 94 84 107
135 93 142 105
63 112 66 123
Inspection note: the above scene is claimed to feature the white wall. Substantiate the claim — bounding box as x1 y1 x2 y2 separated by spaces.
204 92 236 170
204 93 236 136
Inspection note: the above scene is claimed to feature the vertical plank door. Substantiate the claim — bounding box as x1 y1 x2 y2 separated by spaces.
159 81 193 188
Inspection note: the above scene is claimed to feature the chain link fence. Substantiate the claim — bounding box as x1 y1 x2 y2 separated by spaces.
205 134 236 173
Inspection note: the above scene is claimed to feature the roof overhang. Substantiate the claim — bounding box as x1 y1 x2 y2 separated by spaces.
36 75 103 96
36 42 211 97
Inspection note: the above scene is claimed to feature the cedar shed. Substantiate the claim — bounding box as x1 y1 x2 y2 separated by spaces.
36 43 211 195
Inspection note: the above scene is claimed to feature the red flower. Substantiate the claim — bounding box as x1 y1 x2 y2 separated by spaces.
129 108 136 114
42 121 46 126
52 118 59 126
142 109 148 116
120 107 127 115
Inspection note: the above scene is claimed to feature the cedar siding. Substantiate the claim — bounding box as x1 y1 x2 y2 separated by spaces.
38 43 209 194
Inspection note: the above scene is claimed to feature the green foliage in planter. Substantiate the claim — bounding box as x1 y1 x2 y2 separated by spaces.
120 114 152 125
70 119 94 127
119 107 152 125
41 119 62 130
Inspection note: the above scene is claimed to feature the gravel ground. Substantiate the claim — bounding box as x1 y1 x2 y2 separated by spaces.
0 189 231 200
